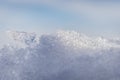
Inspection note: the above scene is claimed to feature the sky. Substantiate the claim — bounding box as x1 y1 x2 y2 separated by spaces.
0 0 120 46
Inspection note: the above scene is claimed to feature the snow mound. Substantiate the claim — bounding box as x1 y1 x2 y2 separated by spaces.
39 30 120 50
0 30 120 80
7 31 37 46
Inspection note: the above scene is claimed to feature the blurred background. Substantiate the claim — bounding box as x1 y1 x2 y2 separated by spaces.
0 0 120 46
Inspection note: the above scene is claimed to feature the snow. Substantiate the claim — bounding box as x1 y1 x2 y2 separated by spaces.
0 30 120 80
7 31 37 46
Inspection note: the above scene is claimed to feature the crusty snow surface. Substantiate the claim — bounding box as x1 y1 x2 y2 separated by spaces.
0 30 120 80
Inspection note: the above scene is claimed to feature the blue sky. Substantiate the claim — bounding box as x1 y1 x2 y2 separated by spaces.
0 0 120 46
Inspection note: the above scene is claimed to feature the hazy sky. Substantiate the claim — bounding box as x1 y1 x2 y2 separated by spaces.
0 0 120 46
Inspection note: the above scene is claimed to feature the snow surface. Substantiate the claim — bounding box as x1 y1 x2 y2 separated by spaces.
0 30 120 80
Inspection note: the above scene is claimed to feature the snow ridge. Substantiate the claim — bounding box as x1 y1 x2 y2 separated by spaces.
7 30 120 49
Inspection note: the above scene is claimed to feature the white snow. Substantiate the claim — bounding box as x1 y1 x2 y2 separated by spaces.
0 30 120 80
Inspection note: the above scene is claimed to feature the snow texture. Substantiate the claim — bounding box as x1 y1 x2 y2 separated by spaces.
0 30 120 80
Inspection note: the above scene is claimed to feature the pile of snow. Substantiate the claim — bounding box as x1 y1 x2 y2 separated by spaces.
0 30 120 80
7 31 37 46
